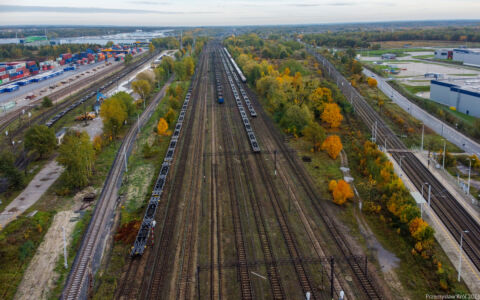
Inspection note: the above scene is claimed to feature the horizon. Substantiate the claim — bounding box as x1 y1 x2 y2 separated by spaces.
1 0 480 26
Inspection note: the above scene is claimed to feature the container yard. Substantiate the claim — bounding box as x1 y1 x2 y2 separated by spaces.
0 44 142 91
0 45 145 110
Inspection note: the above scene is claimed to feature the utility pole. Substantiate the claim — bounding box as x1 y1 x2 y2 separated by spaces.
458 230 469 282
62 226 68 269
421 123 424 152
467 158 472 195
124 150 128 173
442 139 446 169
428 184 431 207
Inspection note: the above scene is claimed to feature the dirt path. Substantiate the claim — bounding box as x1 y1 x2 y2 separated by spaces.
14 210 80 300
0 160 63 228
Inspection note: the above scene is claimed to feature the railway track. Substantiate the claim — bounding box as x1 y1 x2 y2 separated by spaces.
61 72 173 300
309 48 480 279
218 45 315 299
0 61 122 131
220 50 382 298
138 48 208 300
175 47 209 300
209 51 222 299
217 49 256 299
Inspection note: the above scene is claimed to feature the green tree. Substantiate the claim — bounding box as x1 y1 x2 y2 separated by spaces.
474 119 480 138
174 60 186 80
57 131 95 189
124 53 133 65
0 151 24 189
154 66 166 83
112 92 135 117
24 125 56 159
161 56 175 76
280 104 313 135
106 41 114 48
41 96 53 108
302 122 326 152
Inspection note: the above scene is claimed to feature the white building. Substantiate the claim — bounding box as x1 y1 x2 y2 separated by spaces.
434 49 450 60
430 79 480 117
452 48 480 67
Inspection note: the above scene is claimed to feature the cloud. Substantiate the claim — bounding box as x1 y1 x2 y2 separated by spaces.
291 1 394 7
0 5 214 14
127 1 171 5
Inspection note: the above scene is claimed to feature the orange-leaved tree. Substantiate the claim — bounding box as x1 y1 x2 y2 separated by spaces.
321 135 343 159
157 118 170 136
329 179 354 205
409 217 434 258
367 77 378 88
321 103 343 128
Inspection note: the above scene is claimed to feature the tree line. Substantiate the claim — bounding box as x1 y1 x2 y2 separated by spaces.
301 25 480 49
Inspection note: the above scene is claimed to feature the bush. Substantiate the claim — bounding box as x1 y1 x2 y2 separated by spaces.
42 96 53 108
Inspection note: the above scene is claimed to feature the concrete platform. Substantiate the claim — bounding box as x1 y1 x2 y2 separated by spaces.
385 150 480 293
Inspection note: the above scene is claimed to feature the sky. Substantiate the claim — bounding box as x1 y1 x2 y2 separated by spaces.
0 0 480 26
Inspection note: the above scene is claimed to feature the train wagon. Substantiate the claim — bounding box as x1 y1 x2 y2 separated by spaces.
218 94 224 104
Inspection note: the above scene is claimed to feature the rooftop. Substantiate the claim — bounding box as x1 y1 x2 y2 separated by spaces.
432 78 480 96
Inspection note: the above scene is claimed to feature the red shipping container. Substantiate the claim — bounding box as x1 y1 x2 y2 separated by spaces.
32 70 39 75
1 74 8 79
0 67 5 72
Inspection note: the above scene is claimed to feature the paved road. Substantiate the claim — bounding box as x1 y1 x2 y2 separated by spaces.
0 160 63 228
363 68 480 156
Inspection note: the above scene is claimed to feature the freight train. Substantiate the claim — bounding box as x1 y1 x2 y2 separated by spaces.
130 82 195 256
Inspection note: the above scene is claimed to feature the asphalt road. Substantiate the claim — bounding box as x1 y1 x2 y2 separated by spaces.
363 68 480 156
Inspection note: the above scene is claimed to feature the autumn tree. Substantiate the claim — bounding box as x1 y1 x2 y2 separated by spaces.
329 179 354 205
302 122 325 152
164 108 176 126
57 131 95 189
149 42 155 53
350 59 363 74
367 77 378 88
132 80 152 107
136 70 155 86
184 56 195 77
157 118 170 136
113 92 135 117
93 135 103 153
321 135 343 159
321 103 343 128
24 125 56 159
100 96 128 139
409 217 434 258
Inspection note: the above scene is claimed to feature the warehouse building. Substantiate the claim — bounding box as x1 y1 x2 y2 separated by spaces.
381 53 396 60
430 79 480 117
435 48 480 67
